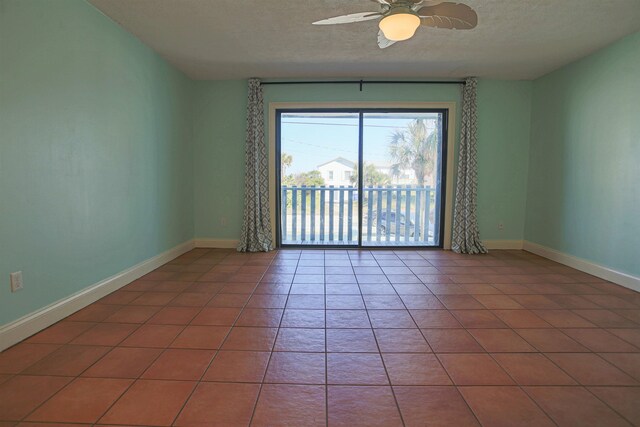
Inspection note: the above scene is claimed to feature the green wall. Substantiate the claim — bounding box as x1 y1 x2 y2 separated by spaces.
525 32 640 277
0 0 194 325
193 79 532 242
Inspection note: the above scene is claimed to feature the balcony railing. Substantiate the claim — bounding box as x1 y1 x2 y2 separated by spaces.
280 185 439 246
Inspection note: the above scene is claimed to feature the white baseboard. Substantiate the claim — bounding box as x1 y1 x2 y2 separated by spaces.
523 241 640 292
484 240 524 250
194 238 239 249
0 240 195 352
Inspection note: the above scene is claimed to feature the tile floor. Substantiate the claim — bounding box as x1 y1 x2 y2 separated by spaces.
1 248 639 426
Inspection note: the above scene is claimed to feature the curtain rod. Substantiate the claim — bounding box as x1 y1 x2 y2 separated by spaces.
260 79 465 91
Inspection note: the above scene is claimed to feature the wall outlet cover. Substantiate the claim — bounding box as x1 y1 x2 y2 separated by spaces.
10 271 23 293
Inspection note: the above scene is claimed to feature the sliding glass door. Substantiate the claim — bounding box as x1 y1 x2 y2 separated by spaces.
277 109 446 248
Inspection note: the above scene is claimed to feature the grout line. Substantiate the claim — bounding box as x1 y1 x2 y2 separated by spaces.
247 251 300 426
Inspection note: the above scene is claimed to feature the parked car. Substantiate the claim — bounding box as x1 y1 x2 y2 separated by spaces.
370 211 415 237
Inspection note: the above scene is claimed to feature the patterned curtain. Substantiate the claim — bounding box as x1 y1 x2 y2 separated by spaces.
452 77 487 254
237 78 274 252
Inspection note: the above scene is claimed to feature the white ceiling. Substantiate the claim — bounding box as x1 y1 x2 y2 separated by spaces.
89 0 640 80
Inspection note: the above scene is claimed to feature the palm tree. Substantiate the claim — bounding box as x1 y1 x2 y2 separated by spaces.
281 152 293 176
388 119 438 187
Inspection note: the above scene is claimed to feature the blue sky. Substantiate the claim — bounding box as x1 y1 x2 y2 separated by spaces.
281 112 440 174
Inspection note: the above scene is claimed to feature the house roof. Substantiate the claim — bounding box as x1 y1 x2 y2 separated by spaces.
317 157 356 169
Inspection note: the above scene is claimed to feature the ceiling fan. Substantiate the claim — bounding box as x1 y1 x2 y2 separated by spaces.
312 0 478 48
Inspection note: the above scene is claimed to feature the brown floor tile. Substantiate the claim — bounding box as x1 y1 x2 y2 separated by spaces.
438 295 485 309
561 328 639 352
492 310 552 328
190 307 241 326
27 321 95 344
383 353 451 385
0 343 60 374
368 310 416 328
274 328 325 352
546 353 638 385
280 309 325 328
422 329 484 353
207 293 250 307
170 325 229 349
459 386 554 427
325 294 364 308
120 324 184 348
82 347 162 378
399 295 444 309
221 327 277 351
235 308 283 327
411 310 461 328
70 323 138 346
327 329 378 352
327 353 388 385
66 303 123 322
515 328 588 352
104 305 160 323
599 353 640 380
438 354 514 385
286 295 325 309
202 350 270 383
468 329 536 352
142 349 214 380
169 292 214 307
130 291 178 306
252 384 325 427
147 306 200 325
473 294 523 309
326 310 371 328
584 294 637 309
0 375 72 420
99 379 195 425
374 328 432 353
265 352 326 384
26 378 131 423
525 386 632 427
394 386 480 427
450 310 507 328
175 382 260 426
23 345 110 376
572 309 638 328
492 353 576 385
246 294 288 308
363 295 405 309
533 309 596 327
328 385 403 427
511 295 562 309
545 294 602 309
589 386 640 426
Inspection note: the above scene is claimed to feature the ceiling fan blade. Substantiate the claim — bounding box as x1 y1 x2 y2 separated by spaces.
370 0 391 5
313 12 382 25
417 2 478 29
377 30 397 49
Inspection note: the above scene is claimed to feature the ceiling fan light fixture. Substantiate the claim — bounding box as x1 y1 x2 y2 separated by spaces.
378 7 420 41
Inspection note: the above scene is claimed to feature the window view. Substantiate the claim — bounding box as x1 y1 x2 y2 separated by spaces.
280 112 360 245
278 110 445 247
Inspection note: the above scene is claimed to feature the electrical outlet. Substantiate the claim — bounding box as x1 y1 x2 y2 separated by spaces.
498 221 504 230
10 271 23 293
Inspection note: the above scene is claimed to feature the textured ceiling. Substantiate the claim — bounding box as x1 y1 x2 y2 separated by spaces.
89 0 640 80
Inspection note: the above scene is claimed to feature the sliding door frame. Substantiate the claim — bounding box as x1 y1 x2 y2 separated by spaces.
269 102 457 250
